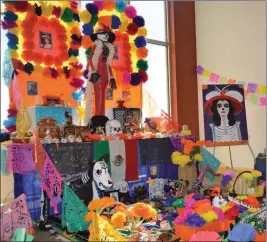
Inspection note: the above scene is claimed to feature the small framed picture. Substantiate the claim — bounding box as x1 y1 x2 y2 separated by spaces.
27 81 38 96
39 31 52 50
109 191 119 202
103 189 120 202
106 88 113 100
43 96 62 106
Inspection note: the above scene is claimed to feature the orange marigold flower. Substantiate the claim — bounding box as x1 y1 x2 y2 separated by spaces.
84 211 95 222
132 203 157 220
114 206 126 213
110 212 127 228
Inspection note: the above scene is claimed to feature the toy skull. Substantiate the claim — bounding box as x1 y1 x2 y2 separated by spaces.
105 120 122 137
67 135 75 143
93 158 112 191
75 136 82 143
52 137 60 144
114 179 129 193
44 135 52 144
61 137 67 143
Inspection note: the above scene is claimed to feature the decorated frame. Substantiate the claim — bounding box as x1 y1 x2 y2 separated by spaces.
2 1 83 108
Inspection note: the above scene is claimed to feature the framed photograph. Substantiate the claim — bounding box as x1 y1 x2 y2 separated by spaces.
202 84 248 145
106 88 113 100
103 189 120 202
27 81 38 96
39 31 52 50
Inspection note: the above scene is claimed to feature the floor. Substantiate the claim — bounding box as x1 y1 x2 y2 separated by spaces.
33 228 70 241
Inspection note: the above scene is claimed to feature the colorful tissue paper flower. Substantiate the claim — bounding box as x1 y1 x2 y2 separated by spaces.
115 0 126 12
224 170 235 177
174 215 186 225
251 170 262 178
111 15 121 29
213 207 225 221
93 0 104 11
82 23 94 35
228 224 256 242
130 73 141 86
133 15 145 27
200 211 218 223
234 205 248 213
86 3 99 15
185 198 196 208
127 23 138 35
3 11 18 22
193 153 203 162
70 78 84 89
192 194 205 201
190 231 221 242
123 72 131 84
172 198 184 208
186 214 205 228
242 173 253 181
134 36 147 48
224 207 240 220
138 70 148 83
221 175 232 186
125 5 137 19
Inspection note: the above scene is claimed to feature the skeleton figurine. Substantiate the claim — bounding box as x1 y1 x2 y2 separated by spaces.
61 137 67 143
44 134 52 144
84 25 117 124
105 120 122 139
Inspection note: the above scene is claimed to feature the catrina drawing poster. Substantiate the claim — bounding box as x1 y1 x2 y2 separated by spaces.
202 84 248 145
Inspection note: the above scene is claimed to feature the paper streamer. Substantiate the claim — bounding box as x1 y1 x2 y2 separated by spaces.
197 65 266 106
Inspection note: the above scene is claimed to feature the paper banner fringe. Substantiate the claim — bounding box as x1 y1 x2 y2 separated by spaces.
197 65 266 106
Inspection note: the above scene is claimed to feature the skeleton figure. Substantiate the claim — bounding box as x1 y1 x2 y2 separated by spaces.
204 86 243 142
67 135 75 143
105 119 122 138
84 25 117 124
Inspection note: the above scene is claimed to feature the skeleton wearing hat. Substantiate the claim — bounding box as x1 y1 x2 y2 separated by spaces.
204 86 243 142
84 25 117 125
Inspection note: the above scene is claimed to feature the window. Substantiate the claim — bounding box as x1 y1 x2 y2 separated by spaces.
129 1 169 118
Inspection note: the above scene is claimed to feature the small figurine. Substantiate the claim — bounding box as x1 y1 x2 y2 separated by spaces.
44 134 53 144
62 111 77 140
75 136 82 143
52 137 60 144
124 116 138 135
61 137 67 143
180 125 192 136
40 138 45 144
67 135 75 143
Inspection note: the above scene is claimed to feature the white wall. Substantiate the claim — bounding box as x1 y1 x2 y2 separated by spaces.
195 1 266 169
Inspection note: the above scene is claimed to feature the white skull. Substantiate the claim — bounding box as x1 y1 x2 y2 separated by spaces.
52 138 59 143
61 137 67 143
45 135 52 144
68 135 75 143
114 180 129 193
75 136 82 143
93 160 113 190
106 120 122 137
212 196 227 208
216 100 230 117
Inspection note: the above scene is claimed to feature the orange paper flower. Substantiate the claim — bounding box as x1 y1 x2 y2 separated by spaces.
110 212 127 228
132 203 157 220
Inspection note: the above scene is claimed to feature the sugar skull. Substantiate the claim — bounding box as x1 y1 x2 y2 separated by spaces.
75 136 83 143
105 120 122 137
44 135 52 144
52 137 59 144
114 179 129 193
67 135 75 143
61 137 67 143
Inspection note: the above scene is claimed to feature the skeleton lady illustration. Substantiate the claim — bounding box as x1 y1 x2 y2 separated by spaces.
203 85 248 142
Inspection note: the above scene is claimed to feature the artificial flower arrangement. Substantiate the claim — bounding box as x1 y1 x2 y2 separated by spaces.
171 139 204 167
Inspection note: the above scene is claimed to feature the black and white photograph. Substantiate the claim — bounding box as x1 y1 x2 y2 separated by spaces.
39 31 52 50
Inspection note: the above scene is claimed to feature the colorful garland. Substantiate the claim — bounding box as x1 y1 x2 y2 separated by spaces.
2 1 84 90
80 0 149 86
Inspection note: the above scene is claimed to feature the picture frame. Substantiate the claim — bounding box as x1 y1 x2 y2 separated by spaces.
27 81 38 96
103 189 120 202
106 88 114 100
39 31 53 50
